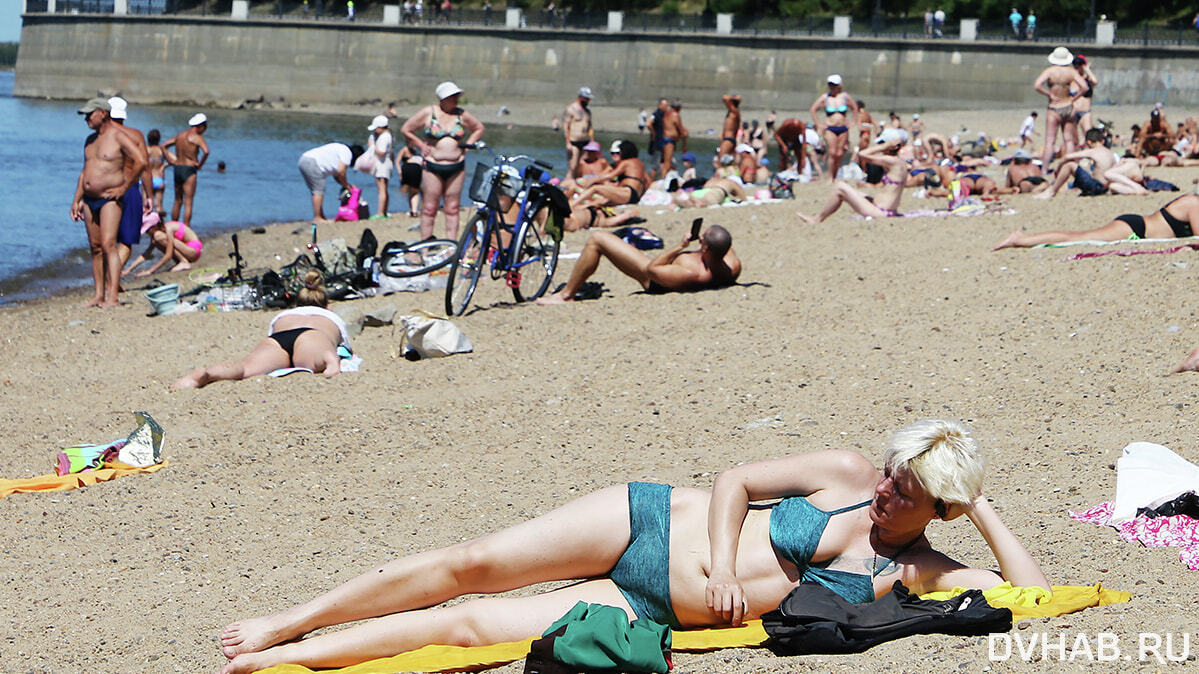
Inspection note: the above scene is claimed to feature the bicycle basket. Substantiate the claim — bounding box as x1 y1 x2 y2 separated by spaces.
468 162 497 208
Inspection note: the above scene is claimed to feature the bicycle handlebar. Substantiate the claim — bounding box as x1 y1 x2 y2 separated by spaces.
464 143 554 172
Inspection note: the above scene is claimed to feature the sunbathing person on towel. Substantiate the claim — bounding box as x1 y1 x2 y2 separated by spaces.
217 419 1049 674
993 194 1198 250
536 223 741 304
171 271 352 389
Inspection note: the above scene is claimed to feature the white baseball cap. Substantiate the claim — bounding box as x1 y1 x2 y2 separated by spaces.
189 113 207 126
610 140 623 154
368 114 389 130
827 74 843 85
108 97 128 120
578 86 593 99
435 81 464 100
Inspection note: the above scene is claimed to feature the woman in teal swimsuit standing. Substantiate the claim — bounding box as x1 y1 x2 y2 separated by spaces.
217 419 1048 673
809 74 858 182
400 81 485 240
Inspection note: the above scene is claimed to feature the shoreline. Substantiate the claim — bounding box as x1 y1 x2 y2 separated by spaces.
6 101 1195 307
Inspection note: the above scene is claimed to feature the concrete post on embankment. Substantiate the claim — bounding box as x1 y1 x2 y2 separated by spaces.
834 16 851 38
1096 21 1116 46
607 12 622 33
13 15 1199 109
505 8 521 29
383 5 400 25
959 19 978 42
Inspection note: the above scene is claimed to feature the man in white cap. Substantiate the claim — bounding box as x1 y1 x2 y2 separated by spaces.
164 112 211 226
1033 47 1086 169
563 86 594 179
70 97 148 308
107 96 155 267
365 115 393 218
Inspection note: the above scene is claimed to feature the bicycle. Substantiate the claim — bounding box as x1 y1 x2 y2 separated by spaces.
445 143 563 316
377 238 458 278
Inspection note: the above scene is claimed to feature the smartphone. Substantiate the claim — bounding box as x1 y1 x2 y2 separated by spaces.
689 217 703 241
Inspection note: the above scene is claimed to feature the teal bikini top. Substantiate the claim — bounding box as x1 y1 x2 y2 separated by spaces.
768 496 879 604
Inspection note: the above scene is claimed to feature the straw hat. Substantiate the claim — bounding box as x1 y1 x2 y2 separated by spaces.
1047 47 1073 66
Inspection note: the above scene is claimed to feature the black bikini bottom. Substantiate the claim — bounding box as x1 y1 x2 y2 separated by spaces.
424 160 465 180
269 327 313 358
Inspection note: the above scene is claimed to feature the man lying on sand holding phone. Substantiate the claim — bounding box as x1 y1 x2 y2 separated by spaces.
537 219 741 304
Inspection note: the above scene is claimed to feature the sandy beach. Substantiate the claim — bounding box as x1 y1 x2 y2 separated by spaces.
4 104 1199 673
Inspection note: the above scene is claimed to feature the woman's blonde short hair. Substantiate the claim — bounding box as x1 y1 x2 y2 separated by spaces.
884 419 984 505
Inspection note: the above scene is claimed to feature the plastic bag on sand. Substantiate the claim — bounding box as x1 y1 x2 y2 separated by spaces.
399 311 473 360
118 411 165 467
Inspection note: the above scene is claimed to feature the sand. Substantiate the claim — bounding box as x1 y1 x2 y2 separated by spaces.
4 105 1199 673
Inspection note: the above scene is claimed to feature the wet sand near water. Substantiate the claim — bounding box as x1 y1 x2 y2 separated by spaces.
2 105 1199 672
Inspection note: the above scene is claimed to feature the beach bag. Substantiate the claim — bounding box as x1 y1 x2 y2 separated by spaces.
524 602 671 674
399 310 473 360
613 226 663 250
762 581 1011 656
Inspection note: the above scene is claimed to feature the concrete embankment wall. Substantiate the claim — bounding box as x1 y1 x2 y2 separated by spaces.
15 15 1199 111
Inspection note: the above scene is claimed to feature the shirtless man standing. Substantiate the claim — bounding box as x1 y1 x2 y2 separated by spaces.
659 99 689 179
165 113 211 226
107 97 155 268
719 95 742 158
70 98 148 308
1036 128 1148 199
564 87 594 179
536 224 740 304
773 118 807 172
1033 47 1087 169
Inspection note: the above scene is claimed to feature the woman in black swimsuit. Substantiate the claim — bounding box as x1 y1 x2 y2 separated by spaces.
572 140 649 207
400 82 485 240
993 195 1199 250
170 272 353 389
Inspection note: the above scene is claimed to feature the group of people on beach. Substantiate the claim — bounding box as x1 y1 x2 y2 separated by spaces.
63 44 1199 674
72 96 210 305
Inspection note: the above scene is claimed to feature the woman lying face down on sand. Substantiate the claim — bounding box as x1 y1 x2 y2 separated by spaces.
993 194 1198 250
171 271 352 389
217 419 1049 674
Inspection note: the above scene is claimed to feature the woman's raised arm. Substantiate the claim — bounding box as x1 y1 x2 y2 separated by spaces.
705 450 875 624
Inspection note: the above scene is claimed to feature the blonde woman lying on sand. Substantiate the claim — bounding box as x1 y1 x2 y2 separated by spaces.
217 419 1049 674
171 272 352 389
993 194 1198 250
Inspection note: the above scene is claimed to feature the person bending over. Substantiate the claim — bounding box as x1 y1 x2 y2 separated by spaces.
994 194 1198 250
122 213 203 276
536 224 740 304
797 128 907 224
171 272 352 389
216 419 1048 674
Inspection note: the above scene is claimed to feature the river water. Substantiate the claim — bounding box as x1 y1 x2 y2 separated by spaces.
0 71 714 303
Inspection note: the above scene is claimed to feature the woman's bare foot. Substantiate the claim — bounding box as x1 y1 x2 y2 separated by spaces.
992 231 1025 251
82 295 103 308
171 262 192 272
219 651 275 674
1170 346 1199 374
795 211 817 225
219 614 296 660
535 291 571 305
170 368 208 389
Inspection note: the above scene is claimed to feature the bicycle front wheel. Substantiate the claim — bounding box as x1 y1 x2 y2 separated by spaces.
510 203 560 303
445 212 489 316
380 238 458 278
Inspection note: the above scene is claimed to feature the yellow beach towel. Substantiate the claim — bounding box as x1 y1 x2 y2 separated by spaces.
0 460 167 499
256 583 1129 674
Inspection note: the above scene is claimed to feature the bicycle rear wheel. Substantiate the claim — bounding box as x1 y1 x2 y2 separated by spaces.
379 239 458 278
445 212 490 316
510 203 560 303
